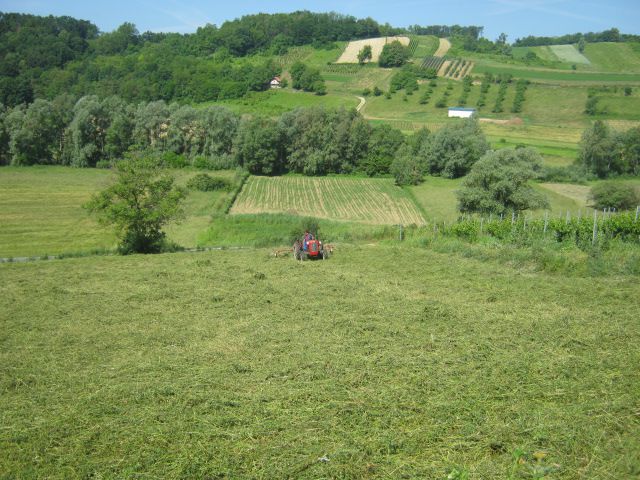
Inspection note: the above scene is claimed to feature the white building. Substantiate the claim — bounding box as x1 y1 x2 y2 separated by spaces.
448 107 476 118
270 76 282 89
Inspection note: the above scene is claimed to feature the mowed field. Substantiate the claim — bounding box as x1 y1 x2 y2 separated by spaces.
231 176 426 225
2 245 639 478
0 167 235 257
336 36 410 63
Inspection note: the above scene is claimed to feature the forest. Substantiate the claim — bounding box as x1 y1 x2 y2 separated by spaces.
0 11 401 107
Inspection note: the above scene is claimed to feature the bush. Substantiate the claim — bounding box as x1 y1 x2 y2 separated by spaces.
186 173 232 192
590 182 640 210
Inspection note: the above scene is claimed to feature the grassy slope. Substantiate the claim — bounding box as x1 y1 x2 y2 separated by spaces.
584 42 640 72
1 246 639 478
0 167 235 257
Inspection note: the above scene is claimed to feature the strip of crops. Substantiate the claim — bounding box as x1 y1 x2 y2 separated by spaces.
421 56 446 71
441 210 640 247
323 63 374 74
231 176 426 225
407 36 419 56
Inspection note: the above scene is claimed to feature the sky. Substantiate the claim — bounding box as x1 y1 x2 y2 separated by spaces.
1 0 639 42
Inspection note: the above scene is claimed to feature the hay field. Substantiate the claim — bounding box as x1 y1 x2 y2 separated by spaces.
549 44 591 64
336 36 410 64
231 176 426 225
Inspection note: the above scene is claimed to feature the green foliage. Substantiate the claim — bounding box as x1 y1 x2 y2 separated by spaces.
378 40 409 68
186 173 232 192
84 159 186 253
422 119 489 178
590 182 640 210
457 148 550 215
585 96 599 115
511 79 529 113
362 123 405 176
578 120 621 177
290 62 326 94
391 144 423 185
357 44 373 64
390 69 418 93
233 116 284 175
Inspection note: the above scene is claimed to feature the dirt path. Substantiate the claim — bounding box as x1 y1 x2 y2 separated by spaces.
356 96 366 112
434 38 451 57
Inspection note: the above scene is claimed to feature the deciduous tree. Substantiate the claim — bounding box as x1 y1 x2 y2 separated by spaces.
85 158 186 254
457 148 549 215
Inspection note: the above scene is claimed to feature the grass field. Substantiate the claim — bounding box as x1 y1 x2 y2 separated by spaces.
584 42 640 73
0 167 235 258
2 244 639 478
203 89 359 117
549 45 590 65
231 176 426 225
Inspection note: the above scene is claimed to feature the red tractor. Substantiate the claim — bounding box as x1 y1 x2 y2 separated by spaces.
293 237 330 261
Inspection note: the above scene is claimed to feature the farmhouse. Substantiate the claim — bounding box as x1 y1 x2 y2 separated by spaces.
270 76 282 89
448 107 476 118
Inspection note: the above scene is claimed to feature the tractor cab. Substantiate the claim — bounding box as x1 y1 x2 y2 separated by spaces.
306 239 321 257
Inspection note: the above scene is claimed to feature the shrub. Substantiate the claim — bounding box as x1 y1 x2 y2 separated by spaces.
186 173 232 192
590 182 640 210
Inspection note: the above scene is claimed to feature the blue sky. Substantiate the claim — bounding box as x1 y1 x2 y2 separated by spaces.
1 0 638 42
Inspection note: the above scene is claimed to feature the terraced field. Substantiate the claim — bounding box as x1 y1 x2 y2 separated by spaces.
231 176 426 225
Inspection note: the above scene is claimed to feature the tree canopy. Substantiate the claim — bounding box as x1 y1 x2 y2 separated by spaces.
378 41 409 68
85 158 186 253
457 148 549 215
422 119 489 178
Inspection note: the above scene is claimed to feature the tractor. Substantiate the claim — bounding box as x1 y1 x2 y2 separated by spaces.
293 237 330 261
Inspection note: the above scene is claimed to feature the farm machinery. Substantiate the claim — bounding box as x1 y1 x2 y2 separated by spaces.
293 237 331 261
273 235 333 260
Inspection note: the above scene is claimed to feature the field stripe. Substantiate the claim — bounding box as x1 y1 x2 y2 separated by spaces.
231 176 426 225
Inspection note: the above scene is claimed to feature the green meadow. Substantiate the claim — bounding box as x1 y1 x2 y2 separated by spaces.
0 167 236 258
2 243 639 478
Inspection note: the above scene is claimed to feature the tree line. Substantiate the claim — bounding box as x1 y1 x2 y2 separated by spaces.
0 93 499 181
0 11 402 107
513 28 639 47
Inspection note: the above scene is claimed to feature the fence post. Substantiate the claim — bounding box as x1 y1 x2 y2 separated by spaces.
565 210 570 224
592 210 598 245
544 211 548 235
480 217 484 235
636 205 639 222
511 211 515 225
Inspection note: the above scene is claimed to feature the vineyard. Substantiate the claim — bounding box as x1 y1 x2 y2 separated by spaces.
323 63 376 74
231 176 426 225
421 55 446 71
440 59 475 79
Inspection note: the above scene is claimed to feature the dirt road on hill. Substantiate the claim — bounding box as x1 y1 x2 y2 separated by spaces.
434 38 451 57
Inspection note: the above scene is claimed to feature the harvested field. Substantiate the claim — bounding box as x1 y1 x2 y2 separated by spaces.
433 38 451 57
437 60 452 76
550 44 591 64
231 176 426 225
336 36 410 64
539 183 591 206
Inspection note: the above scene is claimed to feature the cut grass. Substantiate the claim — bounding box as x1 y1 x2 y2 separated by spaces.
0 167 235 257
231 175 426 225
549 44 590 65
1 244 639 478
